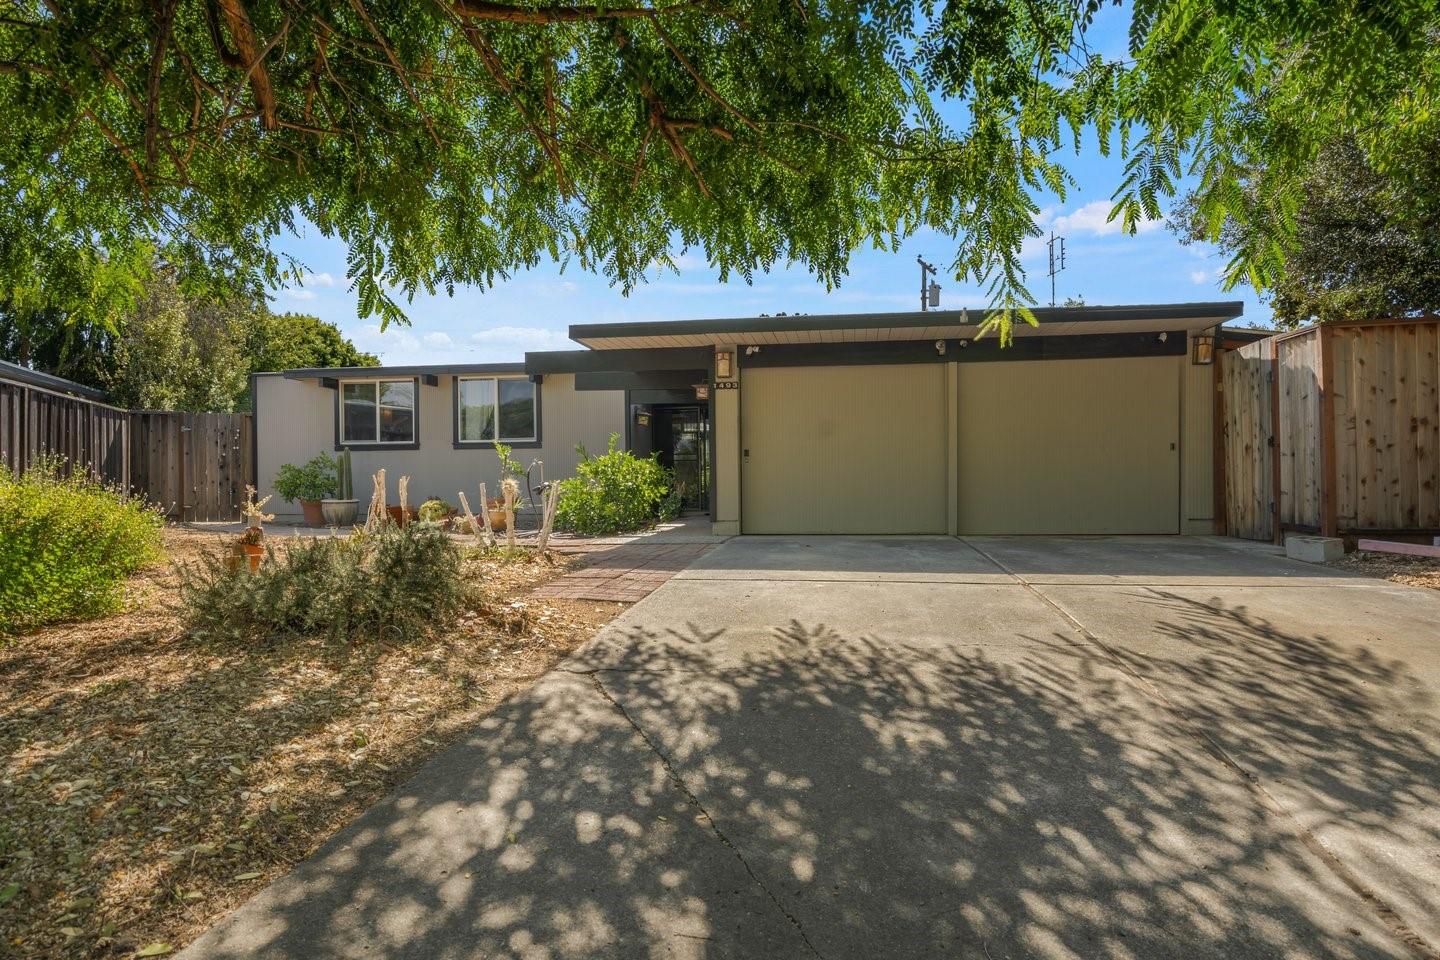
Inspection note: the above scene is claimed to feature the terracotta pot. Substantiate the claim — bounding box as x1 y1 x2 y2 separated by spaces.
487 509 508 532
320 499 359 526
299 499 326 526
239 544 264 575
386 505 419 527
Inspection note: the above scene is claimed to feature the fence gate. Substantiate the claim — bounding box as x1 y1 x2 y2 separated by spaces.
130 412 253 521
1222 339 1275 541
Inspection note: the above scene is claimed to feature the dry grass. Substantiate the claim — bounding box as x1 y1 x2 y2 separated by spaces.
0 526 626 959
1329 549 1440 591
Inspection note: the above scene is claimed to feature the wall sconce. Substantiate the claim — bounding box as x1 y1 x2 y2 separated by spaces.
714 349 734 379
934 339 946 356
744 345 762 356
1191 330 1216 365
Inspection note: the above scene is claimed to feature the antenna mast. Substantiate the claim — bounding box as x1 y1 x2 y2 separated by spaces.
1046 232 1067 307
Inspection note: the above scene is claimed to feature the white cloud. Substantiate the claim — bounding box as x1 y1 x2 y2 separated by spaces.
309 271 337 287
422 331 454 348
284 288 317 301
1052 200 1161 237
1189 270 1210 285
470 326 572 350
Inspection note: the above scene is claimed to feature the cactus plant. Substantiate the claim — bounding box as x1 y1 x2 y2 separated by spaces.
336 447 353 500
321 447 360 527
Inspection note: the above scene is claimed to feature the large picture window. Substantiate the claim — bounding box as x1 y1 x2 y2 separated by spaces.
342 379 416 445
457 377 537 443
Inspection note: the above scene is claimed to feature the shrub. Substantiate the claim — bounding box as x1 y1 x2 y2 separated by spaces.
0 458 164 634
553 433 673 536
273 453 337 502
179 522 473 644
418 497 453 523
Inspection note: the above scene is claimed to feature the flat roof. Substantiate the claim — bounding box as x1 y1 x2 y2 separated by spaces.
280 363 526 379
568 301 1245 349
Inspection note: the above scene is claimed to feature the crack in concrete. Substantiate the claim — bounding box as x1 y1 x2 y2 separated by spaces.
587 674 827 959
959 536 1440 960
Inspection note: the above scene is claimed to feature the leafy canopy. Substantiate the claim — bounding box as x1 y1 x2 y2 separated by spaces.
3 0 1437 338
1175 137 1440 328
1 274 376 410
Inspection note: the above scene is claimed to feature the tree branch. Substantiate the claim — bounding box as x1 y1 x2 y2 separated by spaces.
215 0 279 129
347 0 442 146
451 0 704 23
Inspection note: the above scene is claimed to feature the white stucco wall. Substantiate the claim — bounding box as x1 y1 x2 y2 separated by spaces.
254 372 625 518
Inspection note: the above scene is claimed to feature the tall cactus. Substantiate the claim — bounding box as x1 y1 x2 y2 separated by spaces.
337 447 354 499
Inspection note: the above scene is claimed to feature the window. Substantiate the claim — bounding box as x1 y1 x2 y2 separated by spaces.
341 379 416 445
457 377 537 443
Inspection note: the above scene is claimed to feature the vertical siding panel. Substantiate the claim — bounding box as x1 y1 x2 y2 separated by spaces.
1420 323 1440 528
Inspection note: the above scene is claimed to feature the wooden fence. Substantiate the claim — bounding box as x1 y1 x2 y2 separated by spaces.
1221 338 1275 541
1222 319 1440 540
131 412 254 522
0 367 253 521
1 376 131 487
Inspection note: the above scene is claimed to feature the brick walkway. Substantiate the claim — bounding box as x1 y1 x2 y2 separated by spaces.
535 542 714 602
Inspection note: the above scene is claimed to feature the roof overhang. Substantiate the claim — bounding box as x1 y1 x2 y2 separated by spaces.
567 302 1245 350
524 347 711 375
281 363 526 380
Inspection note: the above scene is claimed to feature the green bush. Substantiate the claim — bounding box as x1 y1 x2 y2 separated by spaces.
0 458 164 634
273 453 337 502
179 523 473 644
553 433 674 536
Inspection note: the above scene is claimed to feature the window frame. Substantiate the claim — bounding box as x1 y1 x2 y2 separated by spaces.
334 377 421 450
453 375 542 449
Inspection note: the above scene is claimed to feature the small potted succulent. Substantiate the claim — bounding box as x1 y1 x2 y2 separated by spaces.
418 497 454 527
274 453 337 526
320 447 360 527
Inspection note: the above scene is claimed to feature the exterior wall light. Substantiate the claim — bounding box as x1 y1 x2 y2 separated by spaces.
1191 331 1216 365
714 349 734 379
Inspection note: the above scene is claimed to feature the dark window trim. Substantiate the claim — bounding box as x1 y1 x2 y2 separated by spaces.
451 374 543 450
333 376 421 451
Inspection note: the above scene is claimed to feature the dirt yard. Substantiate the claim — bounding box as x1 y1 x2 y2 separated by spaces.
1329 549 1440 591
0 526 627 959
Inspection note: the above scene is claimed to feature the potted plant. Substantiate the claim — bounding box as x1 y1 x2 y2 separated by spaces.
488 442 530 531
231 485 274 573
274 453 337 526
320 447 360 527
418 497 454 527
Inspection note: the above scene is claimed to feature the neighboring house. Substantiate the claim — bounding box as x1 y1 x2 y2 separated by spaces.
253 301 1252 535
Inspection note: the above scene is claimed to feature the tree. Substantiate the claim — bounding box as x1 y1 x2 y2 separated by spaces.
236 311 378 408
1175 138 1440 328
1 274 376 410
2 2 1437 341
107 275 254 411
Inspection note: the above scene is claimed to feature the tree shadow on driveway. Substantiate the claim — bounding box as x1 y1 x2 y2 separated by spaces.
184 595 1439 960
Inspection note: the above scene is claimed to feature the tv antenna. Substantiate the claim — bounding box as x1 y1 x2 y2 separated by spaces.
1046 232 1066 307
916 256 941 311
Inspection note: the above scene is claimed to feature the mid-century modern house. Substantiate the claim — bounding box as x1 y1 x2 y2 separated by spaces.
253 301 1254 535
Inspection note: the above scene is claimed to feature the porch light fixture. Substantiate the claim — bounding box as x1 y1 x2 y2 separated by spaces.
714 349 734 379
1191 330 1217 366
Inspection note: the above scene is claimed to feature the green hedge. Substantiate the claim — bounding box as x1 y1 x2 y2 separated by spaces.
553 434 674 536
0 459 164 635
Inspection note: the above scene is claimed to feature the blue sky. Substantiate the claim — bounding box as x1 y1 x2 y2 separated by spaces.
268 13 1273 366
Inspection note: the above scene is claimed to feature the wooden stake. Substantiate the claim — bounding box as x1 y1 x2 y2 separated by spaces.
535 484 560 554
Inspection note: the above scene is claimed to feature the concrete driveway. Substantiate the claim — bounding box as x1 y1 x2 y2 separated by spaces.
183 536 1440 960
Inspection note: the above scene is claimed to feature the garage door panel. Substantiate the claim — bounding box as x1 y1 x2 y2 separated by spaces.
742 365 947 534
957 357 1180 535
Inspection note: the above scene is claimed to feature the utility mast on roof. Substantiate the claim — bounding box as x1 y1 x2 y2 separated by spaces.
1047 232 1066 307
917 256 940 311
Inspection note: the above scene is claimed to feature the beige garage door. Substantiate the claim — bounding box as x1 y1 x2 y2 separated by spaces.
741 365 948 534
956 356 1181 535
